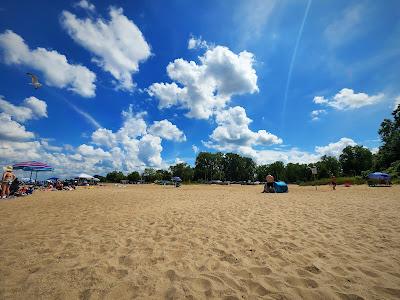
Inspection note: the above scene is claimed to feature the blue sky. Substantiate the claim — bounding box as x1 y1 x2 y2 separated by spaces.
0 0 399 178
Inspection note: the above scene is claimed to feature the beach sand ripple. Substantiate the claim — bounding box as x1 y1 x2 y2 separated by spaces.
0 184 399 299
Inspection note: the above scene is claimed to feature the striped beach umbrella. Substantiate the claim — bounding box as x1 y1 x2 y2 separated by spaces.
12 161 54 180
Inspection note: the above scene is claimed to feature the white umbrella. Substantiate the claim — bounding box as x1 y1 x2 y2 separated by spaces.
77 173 94 179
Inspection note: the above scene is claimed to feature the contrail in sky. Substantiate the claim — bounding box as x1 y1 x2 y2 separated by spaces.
281 0 312 125
47 89 101 129
66 101 101 129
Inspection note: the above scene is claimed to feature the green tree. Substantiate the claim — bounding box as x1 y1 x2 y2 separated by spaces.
194 152 224 181
339 145 373 176
222 153 242 181
170 163 193 182
93 175 106 182
315 156 341 179
241 156 256 181
106 171 126 183
268 161 286 181
255 164 269 182
142 168 157 182
127 171 141 182
375 104 400 169
285 163 310 183
155 169 171 181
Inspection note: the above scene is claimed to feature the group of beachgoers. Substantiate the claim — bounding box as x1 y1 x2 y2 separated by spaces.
1 166 34 199
1 165 78 199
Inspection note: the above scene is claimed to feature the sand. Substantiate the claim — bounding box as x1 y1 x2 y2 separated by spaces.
0 184 399 300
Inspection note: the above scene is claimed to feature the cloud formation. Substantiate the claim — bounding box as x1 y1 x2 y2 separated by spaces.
0 96 47 122
148 42 258 119
74 0 95 12
0 30 96 97
148 120 186 142
0 113 35 141
205 106 282 151
310 109 326 121
393 96 400 110
313 88 384 110
61 6 151 91
315 137 356 157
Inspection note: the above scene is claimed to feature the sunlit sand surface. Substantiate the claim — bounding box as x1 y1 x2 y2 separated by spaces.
1 184 399 299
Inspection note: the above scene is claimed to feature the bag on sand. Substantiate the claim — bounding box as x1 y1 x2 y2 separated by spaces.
273 181 288 193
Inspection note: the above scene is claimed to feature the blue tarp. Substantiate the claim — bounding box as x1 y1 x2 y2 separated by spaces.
274 181 288 193
368 172 391 180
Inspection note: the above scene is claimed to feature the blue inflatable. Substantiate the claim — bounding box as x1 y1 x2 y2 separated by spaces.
274 181 288 193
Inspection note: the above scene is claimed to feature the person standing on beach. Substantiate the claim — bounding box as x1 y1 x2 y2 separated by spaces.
331 175 337 190
1 166 16 198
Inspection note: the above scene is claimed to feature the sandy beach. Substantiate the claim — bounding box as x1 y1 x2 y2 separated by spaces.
0 184 399 299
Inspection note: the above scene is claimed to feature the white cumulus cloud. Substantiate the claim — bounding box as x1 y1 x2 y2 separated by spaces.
188 36 210 50
90 105 185 170
192 145 199 154
148 42 258 119
0 30 96 97
0 96 47 122
205 106 282 151
0 113 35 141
310 109 326 121
61 6 151 91
313 88 384 110
148 119 186 142
74 0 95 12
315 137 357 157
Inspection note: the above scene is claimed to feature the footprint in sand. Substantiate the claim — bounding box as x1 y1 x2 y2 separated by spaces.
185 278 213 297
304 264 321 274
118 255 134 267
336 292 365 300
285 276 319 289
165 269 179 282
242 279 269 296
373 286 400 298
249 266 272 276
359 268 379 278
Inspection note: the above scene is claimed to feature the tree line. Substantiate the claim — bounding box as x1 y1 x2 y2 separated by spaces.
100 105 400 184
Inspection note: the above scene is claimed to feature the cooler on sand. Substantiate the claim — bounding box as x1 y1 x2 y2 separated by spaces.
274 181 288 193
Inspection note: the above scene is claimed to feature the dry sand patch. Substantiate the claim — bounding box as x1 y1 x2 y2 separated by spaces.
0 184 399 299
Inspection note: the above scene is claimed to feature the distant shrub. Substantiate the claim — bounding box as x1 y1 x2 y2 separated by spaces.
299 177 366 186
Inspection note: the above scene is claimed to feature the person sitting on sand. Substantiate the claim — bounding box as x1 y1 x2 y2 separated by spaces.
1 166 16 199
331 176 337 190
55 180 63 191
262 174 275 193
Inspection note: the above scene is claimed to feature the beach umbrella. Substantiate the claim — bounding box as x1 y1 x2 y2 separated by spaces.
12 161 54 181
171 176 182 182
368 172 391 180
77 173 94 179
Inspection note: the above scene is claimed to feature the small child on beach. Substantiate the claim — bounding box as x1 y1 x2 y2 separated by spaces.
331 176 337 190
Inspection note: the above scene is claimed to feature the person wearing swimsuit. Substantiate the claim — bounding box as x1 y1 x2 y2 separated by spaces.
262 174 275 193
1 166 16 199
